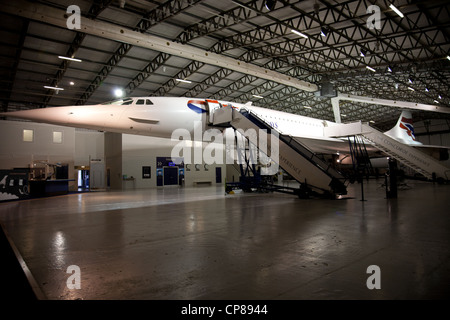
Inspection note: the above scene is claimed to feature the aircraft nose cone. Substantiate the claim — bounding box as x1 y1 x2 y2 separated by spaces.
2 107 72 124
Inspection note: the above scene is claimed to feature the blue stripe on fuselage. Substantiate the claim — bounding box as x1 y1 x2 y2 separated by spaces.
187 100 207 114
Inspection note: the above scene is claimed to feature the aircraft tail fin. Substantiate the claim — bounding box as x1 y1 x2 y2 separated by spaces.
383 110 422 145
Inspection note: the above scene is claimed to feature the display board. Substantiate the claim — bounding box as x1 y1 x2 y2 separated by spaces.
0 169 30 202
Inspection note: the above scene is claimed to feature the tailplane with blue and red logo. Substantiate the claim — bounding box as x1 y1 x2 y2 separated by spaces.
383 111 423 146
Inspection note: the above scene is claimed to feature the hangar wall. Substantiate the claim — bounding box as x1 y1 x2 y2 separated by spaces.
120 134 226 189
415 119 450 168
0 120 75 168
0 121 228 191
75 130 105 167
415 119 450 147
0 120 77 191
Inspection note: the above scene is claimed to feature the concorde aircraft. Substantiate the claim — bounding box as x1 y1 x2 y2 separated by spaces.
0 96 444 160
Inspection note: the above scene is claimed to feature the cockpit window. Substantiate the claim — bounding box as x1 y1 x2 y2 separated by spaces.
136 99 153 105
122 99 134 105
101 98 134 105
100 98 153 105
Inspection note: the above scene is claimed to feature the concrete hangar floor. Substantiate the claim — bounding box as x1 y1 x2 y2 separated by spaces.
0 178 449 301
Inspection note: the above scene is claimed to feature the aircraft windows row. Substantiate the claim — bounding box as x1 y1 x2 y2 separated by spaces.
264 115 322 127
136 99 154 105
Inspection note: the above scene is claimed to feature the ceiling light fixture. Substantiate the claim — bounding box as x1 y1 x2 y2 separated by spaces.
291 29 308 39
114 88 124 97
265 0 277 11
176 78 192 84
44 86 64 91
389 4 404 18
360 48 367 57
425 88 429 92
58 56 82 62
320 27 328 37
447 56 450 61
252 95 264 99
387 66 393 72
434 100 439 104
366 66 376 72
407 87 415 91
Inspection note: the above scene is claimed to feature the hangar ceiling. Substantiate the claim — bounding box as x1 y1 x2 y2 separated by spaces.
0 0 449 130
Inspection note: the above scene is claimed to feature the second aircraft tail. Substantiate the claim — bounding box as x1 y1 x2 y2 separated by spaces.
383 111 423 146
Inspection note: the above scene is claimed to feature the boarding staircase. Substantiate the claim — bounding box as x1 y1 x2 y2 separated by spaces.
324 121 450 181
213 106 348 197
348 134 374 180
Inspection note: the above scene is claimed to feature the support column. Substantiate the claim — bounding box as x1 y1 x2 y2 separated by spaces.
104 132 122 190
331 97 342 123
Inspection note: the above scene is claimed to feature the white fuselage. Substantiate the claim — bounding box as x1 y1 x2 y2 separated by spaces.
244 105 334 138
3 97 334 139
1 96 418 155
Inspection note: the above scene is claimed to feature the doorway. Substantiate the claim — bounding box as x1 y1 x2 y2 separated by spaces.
216 167 222 183
163 167 179 186
78 170 90 191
